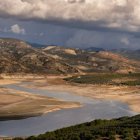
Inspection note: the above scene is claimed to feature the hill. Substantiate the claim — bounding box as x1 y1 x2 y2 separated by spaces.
0 38 78 74
85 47 105 52
14 115 140 140
0 38 140 74
44 45 140 73
111 49 140 61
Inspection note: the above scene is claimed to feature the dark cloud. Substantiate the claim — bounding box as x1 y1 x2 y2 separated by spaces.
65 29 140 50
1 0 140 50
0 0 140 32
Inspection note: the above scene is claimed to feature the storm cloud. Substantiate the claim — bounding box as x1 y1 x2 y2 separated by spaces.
0 0 140 32
65 29 140 49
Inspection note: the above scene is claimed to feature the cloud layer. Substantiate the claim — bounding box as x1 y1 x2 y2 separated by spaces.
65 30 140 49
0 0 140 32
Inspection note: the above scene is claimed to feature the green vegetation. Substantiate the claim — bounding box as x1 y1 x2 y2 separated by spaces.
64 73 140 86
13 115 140 140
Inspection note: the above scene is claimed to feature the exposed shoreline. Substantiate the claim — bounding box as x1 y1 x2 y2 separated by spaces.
0 74 139 121
0 79 81 121
29 75 140 113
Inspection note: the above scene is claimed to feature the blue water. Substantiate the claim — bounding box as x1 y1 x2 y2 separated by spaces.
0 82 137 137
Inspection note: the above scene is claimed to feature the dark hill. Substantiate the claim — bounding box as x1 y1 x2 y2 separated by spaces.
14 115 140 140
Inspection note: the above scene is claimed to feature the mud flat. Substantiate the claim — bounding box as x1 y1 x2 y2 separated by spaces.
0 86 80 121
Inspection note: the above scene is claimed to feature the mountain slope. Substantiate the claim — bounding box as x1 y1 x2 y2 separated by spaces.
0 38 140 74
0 39 79 74
111 49 140 61
44 45 140 73
15 115 140 140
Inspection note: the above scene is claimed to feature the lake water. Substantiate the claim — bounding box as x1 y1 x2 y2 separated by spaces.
0 82 137 137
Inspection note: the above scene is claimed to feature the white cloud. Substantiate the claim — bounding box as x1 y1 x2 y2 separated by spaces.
121 37 130 45
0 0 140 32
10 24 25 34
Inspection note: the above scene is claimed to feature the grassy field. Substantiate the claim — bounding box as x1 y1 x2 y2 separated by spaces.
64 73 140 86
14 115 140 140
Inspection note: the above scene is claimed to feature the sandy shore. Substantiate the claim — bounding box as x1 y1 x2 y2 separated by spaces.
0 81 80 120
0 75 140 121
29 76 140 113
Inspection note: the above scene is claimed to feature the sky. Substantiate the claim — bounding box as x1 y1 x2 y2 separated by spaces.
0 0 140 50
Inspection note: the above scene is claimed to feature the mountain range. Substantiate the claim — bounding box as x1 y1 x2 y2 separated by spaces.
111 48 140 61
0 38 140 74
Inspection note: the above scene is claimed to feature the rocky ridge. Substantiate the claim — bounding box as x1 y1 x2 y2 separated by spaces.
0 38 140 74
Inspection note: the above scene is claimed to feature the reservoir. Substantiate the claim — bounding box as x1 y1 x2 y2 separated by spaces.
0 82 137 137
